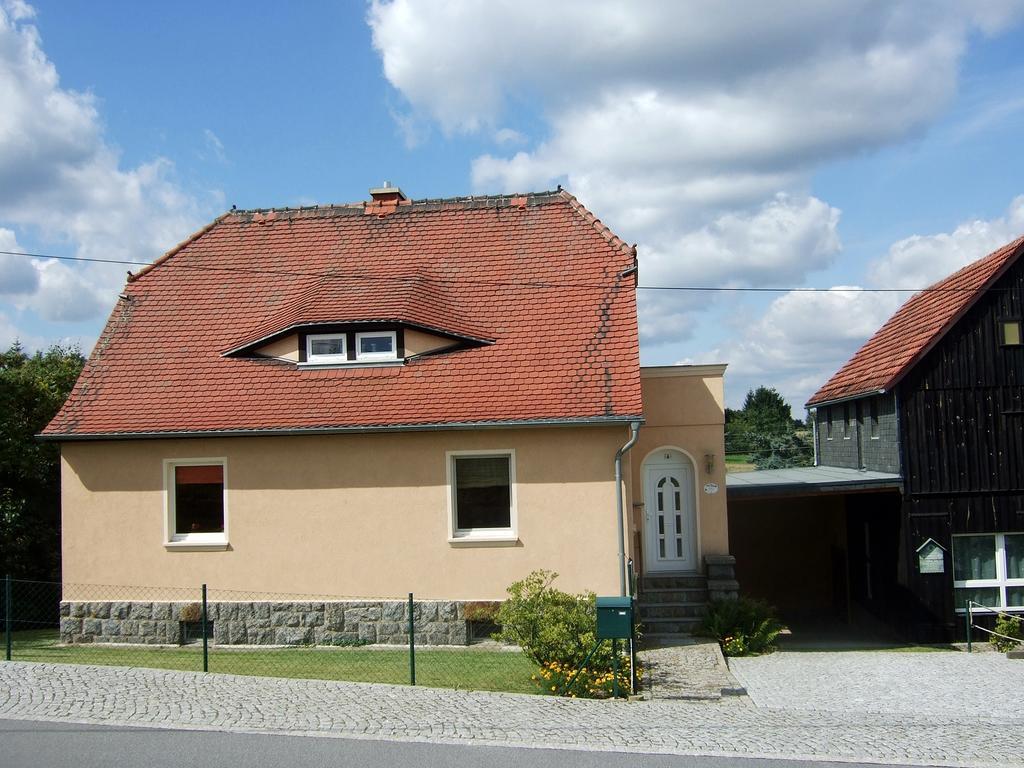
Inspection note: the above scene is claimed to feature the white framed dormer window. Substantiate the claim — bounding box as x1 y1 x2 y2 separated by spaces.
953 533 1024 611
447 450 517 545
164 458 228 550
306 333 348 363
355 330 397 361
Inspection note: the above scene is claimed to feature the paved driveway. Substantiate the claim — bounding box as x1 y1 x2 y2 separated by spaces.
729 649 1024 719
1 654 1022 767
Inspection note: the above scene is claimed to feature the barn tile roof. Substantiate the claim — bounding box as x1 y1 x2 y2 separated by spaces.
43 190 643 438
807 234 1024 406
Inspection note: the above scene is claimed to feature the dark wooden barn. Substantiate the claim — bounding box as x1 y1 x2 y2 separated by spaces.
803 233 1024 642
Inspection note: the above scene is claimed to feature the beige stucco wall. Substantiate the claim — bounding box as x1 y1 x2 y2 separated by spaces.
255 334 299 361
404 328 458 356
630 365 729 573
61 426 631 600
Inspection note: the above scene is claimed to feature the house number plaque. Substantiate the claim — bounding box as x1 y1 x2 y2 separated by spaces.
703 482 719 495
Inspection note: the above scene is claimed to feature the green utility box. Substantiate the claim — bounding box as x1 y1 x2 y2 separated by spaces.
595 596 633 639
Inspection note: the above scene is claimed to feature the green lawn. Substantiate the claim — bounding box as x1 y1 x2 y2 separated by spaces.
725 453 756 473
7 630 540 694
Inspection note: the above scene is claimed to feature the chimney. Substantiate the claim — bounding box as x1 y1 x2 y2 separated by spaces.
369 181 408 203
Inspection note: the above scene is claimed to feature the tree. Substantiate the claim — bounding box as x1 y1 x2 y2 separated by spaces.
749 432 813 470
0 342 85 579
726 386 812 469
739 386 793 436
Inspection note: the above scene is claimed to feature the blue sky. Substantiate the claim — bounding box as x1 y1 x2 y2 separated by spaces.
1 1 1023 409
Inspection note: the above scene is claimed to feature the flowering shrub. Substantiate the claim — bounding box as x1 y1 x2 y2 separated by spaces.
496 570 638 698
532 659 637 699
721 635 748 656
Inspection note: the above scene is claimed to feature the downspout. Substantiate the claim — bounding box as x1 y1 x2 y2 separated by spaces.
615 421 643 596
811 408 819 466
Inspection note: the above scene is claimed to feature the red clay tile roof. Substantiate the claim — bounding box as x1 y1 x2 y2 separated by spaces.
43 190 643 438
224 272 493 355
807 234 1024 406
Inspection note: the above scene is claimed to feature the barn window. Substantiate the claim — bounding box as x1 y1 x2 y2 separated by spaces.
999 320 1022 346
953 533 1024 611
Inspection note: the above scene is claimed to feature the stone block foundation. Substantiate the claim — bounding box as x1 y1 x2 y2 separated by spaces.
59 600 472 646
704 554 740 601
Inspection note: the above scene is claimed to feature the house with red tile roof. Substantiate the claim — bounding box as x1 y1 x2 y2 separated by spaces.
45 186 732 646
728 233 1024 643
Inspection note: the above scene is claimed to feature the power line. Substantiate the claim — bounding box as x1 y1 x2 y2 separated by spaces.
0 248 991 294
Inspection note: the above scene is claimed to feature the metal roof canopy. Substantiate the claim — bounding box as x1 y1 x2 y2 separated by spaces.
726 465 902 500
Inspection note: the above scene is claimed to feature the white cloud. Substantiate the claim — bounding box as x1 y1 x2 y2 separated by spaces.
371 0 1024 350
0 227 37 294
1 0 34 22
493 127 525 147
707 287 905 409
639 194 841 344
648 194 841 288
709 194 1024 408
0 4 214 328
869 195 1024 289
201 128 227 164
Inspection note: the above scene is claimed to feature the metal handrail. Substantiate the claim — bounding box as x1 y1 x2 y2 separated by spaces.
965 600 1023 652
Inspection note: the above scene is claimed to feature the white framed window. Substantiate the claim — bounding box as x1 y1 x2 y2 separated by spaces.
447 450 517 544
306 333 347 363
953 533 1024 611
164 458 228 549
355 331 397 361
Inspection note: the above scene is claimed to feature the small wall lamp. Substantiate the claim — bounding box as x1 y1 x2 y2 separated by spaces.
704 453 715 475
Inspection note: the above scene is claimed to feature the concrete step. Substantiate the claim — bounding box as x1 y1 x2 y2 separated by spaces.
640 575 707 591
640 616 704 635
637 587 709 603
639 602 708 620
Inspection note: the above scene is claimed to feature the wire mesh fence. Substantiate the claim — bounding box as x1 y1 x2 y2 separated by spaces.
1 577 536 694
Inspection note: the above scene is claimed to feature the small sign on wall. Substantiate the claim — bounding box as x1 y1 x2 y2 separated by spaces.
916 538 946 574
703 482 719 495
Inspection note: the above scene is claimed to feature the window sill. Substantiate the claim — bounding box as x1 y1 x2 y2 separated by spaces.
164 540 229 551
298 360 403 370
448 533 519 547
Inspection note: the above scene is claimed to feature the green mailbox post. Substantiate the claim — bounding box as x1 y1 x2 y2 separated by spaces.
564 597 636 698
596 596 633 639
594 596 634 698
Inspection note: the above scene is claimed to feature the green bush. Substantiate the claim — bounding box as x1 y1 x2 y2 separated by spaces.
699 597 783 656
494 569 632 697
989 614 1022 653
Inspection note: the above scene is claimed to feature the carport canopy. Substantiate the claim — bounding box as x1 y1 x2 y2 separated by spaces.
726 466 901 500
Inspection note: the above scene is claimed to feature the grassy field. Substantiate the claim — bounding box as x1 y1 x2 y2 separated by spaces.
7 630 540 694
725 453 756 473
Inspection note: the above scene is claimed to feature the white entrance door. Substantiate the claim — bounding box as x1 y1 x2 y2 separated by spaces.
643 451 697 572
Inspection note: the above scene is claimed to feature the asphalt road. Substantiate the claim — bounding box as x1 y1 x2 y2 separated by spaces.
0 718 937 768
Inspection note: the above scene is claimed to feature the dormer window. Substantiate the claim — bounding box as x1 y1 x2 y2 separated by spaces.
356 331 397 361
306 333 347 363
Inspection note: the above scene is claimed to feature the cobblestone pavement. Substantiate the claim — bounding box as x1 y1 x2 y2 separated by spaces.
1 660 1022 766
639 640 744 700
729 650 1024 719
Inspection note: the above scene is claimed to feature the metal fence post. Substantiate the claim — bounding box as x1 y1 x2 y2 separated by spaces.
408 592 416 686
965 600 972 653
627 559 637 696
612 638 620 699
4 574 11 662
201 584 209 672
